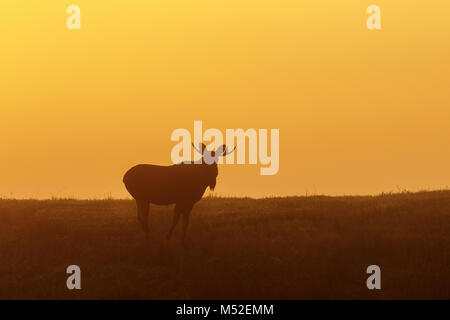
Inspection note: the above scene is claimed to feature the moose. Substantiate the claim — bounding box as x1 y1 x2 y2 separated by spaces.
123 143 235 242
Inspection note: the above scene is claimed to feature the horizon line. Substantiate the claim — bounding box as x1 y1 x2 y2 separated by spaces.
1 188 449 201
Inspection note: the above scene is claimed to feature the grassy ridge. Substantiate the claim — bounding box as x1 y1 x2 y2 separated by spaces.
0 191 449 299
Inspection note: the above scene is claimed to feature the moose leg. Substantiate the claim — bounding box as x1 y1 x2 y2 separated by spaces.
166 204 182 240
136 199 150 239
181 203 194 244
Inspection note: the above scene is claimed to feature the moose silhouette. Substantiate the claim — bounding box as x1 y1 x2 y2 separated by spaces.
123 143 235 242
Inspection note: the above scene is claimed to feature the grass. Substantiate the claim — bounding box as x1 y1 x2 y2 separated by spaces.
0 190 449 299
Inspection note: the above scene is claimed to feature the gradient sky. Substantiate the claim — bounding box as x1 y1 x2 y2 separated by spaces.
1 1 449 198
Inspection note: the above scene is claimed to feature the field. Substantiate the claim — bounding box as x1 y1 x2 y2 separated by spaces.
0 191 449 299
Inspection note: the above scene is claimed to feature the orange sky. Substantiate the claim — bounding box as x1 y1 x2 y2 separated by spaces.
1 1 449 198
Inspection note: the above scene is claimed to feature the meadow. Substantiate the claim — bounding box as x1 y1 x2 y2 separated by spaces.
0 191 449 299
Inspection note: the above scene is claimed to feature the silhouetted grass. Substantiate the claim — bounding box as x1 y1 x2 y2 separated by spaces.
0 190 449 299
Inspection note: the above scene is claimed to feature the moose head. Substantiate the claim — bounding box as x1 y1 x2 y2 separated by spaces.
192 143 236 190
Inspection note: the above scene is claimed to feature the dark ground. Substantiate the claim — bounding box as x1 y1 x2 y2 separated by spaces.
0 191 449 299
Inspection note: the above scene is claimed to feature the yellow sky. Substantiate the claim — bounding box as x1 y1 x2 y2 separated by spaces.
1 0 449 198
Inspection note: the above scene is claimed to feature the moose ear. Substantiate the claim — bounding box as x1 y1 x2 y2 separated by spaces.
217 144 235 156
215 145 225 156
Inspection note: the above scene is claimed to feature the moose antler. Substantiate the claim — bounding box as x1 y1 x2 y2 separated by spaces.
222 145 236 156
191 143 236 164
192 143 207 156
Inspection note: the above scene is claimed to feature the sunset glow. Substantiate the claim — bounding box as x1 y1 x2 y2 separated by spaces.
1 0 449 198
